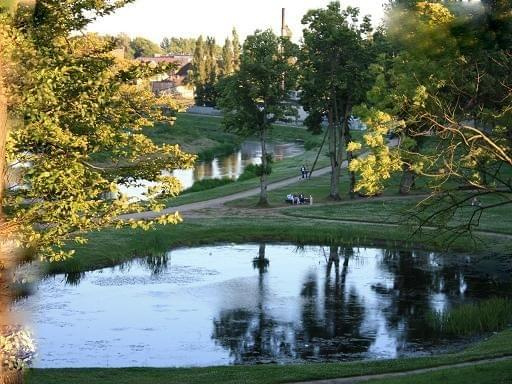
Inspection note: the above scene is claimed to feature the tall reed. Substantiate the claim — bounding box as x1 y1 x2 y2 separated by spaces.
427 298 512 336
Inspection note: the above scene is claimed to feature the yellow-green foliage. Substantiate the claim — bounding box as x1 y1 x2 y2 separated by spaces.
1 2 195 261
348 108 402 195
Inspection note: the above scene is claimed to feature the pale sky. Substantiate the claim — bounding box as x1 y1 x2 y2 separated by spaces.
87 0 387 45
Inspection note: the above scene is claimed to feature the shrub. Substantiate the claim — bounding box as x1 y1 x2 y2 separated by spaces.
237 164 259 181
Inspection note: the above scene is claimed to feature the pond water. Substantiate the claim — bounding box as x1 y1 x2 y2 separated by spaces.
18 244 511 368
118 140 304 199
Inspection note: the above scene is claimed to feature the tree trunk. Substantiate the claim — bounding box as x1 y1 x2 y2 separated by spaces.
258 123 268 207
1 370 23 384
399 165 416 195
328 109 340 200
1 47 24 384
342 102 355 198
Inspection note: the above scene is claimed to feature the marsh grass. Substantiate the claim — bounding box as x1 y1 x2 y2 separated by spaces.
427 298 512 336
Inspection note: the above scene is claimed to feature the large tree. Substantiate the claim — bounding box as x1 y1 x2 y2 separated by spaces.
350 1 512 237
231 27 241 71
220 37 234 76
217 30 297 206
0 1 194 381
191 35 220 106
299 2 373 200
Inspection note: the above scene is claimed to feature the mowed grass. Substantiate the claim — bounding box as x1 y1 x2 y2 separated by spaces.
26 330 512 384
49 214 511 276
225 169 512 235
364 359 512 384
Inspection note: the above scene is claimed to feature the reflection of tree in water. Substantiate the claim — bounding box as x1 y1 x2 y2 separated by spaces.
252 243 269 273
376 249 512 343
63 271 86 286
139 253 169 276
212 245 372 363
213 243 296 363
376 249 434 340
296 246 370 361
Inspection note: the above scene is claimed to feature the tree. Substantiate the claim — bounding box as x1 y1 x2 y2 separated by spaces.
130 36 162 58
113 32 134 59
349 1 512 238
203 36 218 106
217 30 297 206
232 27 241 71
299 2 374 200
191 35 207 105
220 37 234 76
0 1 194 381
160 37 196 54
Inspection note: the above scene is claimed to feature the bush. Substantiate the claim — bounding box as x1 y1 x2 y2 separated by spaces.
237 164 259 181
182 178 234 194
304 139 319 151
427 297 512 336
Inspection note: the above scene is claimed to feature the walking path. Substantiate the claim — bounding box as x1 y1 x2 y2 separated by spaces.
288 355 512 384
119 164 335 221
120 139 402 221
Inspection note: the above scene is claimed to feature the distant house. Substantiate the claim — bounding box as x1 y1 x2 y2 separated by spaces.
137 55 193 98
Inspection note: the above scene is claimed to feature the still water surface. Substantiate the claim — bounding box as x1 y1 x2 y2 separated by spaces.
19 244 511 368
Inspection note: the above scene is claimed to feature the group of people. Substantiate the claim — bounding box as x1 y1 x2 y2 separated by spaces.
286 193 312 205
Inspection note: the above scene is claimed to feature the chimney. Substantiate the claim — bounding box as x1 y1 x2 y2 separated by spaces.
281 8 285 38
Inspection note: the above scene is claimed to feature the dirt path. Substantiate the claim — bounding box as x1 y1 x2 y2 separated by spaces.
288 355 512 384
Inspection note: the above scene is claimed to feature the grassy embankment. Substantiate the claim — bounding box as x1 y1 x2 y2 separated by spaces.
26 329 512 384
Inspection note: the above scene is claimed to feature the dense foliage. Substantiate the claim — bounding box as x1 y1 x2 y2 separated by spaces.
350 1 512 236
0 0 195 261
217 30 297 205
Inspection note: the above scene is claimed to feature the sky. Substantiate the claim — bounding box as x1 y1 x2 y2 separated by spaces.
87 0 388 45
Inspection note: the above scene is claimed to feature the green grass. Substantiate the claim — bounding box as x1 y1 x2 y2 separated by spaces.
427 298 512 336
365 359 512 384
25 329 512 384
182 178 234 194
49 215 511 275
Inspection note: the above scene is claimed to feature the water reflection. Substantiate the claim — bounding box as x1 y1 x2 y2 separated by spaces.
18 244 512 368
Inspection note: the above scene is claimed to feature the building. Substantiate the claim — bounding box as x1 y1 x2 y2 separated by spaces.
137 55 194 98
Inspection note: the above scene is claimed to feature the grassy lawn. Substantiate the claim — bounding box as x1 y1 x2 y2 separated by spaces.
365 359 512 384
225 171 512 235
49 214 511 275
26 330 512 384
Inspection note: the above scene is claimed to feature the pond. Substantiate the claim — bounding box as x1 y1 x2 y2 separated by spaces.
118 140 304 199
18 244 511 368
